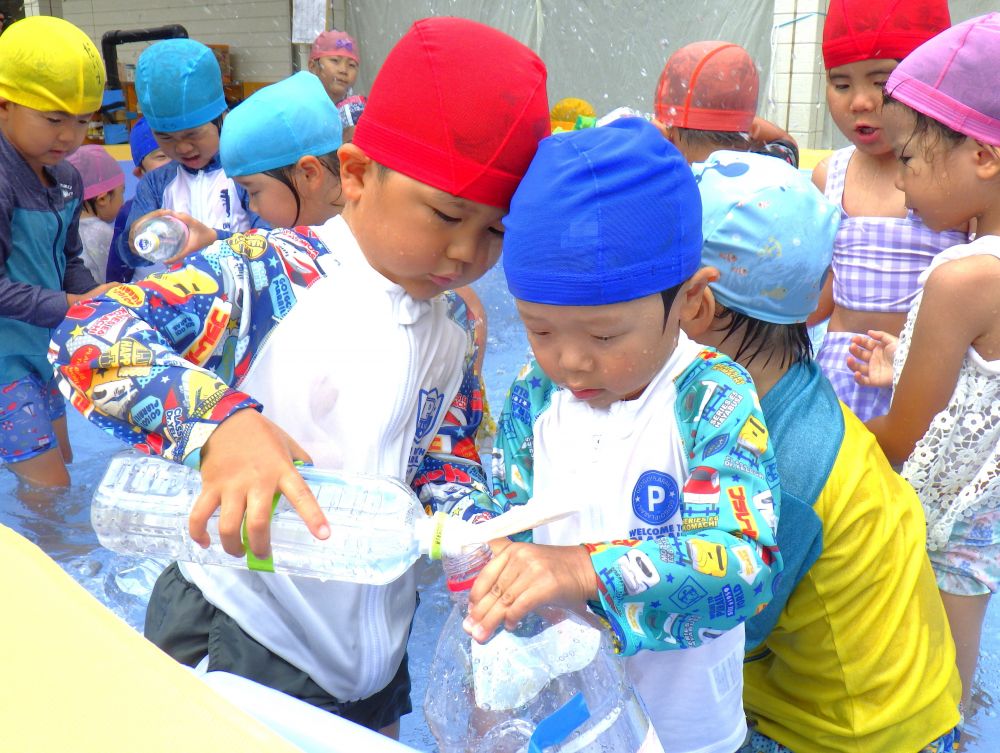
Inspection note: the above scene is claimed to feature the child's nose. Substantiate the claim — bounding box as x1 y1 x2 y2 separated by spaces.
446 236 479 264
558 346 593 374
850 88 878 113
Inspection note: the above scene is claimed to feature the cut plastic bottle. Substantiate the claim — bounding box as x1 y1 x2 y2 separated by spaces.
132 215 189 262
424 545 665 753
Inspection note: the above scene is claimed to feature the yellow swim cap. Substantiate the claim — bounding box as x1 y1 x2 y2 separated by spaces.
550 97 595 132
0 16 105 115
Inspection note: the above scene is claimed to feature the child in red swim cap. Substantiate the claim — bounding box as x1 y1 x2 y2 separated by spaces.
50 16 550 736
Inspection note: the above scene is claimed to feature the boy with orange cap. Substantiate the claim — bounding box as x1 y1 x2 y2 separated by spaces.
0 17 115 488
50 16 549 737
654 41 798 167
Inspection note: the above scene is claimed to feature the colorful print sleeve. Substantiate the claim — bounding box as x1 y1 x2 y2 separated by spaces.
491 355 783 655
413 292 496 521
589 354 783 654
49 228 330 467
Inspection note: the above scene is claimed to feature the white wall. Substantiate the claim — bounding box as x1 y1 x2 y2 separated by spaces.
62 0 294 83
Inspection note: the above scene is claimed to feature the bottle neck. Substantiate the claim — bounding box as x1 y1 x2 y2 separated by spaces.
443 543 492 599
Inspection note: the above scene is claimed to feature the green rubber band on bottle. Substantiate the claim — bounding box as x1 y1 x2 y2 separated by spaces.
243 461 306 573
243 491 280 573
429 512 446 561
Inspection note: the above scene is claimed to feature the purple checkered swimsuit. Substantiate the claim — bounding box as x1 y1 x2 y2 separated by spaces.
815 146 966 421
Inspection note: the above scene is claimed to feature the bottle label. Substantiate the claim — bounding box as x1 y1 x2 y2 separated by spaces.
470 619 600 711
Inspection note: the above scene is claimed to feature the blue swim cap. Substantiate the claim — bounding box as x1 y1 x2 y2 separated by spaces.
129 118 159 167
503 118 702 306
220 72 343 177
693 151 840 324
136 39 227 133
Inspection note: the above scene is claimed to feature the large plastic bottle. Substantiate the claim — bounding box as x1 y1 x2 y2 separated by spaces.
425 545 665 753
92 450 470 584
132 215 189 262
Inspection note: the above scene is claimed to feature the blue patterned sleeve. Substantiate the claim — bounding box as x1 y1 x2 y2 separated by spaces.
587 354 783 655
489 360 556 541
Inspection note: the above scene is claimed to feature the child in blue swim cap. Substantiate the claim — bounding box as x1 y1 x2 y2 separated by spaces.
118 38 268 270
684 149 961 753
469 119 783 752
220 72 344 228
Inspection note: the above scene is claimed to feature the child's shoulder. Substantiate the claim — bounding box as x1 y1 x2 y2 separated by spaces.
925 238 1000 294
674 345 756 397
218 225 329 285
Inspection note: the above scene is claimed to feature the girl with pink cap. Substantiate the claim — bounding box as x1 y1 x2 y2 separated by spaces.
849 13 1000 716
66 145 126 283
308 29 363 105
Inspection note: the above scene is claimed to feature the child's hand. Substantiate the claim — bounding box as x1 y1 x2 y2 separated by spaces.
191 408 330 558
128 209 219 264
159 211 219 263
464 538 598 644
67 282 118 306
847 330 899 388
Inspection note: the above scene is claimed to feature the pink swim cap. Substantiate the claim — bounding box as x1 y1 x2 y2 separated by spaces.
886 13 1000 145
310 30 359 63
66 145 125 200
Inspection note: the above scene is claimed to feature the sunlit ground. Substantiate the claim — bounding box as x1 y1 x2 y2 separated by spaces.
1 263 996 751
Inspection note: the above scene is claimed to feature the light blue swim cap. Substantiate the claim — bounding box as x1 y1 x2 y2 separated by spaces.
693 151 840 325
220 72 343 177
136 39 227 133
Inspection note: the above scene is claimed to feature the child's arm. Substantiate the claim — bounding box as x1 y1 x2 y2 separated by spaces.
411 292 496 520
49 229 330 556
865 257 997 464
0 186 109 326
804 158 834 326
468 358 782 653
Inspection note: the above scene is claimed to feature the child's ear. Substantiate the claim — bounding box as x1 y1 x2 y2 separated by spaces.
93 190 111 208
973 141 1000 180
295 155 323 184
651 118 671 141
0 98 11 124
337 143 373 202
678 266 720 330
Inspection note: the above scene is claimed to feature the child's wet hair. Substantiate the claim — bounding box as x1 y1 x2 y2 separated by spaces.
660 284 683 329
263 150 342 224
673 127 750 152
883 94 967 157
710 304 812 369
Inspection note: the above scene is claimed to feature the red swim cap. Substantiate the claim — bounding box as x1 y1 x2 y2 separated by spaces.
822 0 951 69
353 17 550 209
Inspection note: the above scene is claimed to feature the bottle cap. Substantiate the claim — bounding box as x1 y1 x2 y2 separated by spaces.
134 232 160 257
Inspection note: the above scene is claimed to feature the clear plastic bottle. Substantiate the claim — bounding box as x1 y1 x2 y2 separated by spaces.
92 450 470 584
425 545 665 753
132 215 189 262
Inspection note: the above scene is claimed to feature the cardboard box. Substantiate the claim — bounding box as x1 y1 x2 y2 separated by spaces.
208 44 233 84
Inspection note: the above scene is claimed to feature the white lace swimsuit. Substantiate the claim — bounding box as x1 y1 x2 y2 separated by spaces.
893 235 1000 551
